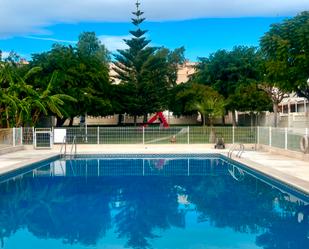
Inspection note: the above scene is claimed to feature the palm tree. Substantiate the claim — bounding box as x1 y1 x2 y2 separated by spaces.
29 71 77 125
0 62 76 127
0 63 21 127
195 94 225 127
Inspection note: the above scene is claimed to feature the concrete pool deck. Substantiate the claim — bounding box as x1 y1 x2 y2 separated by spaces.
0 144 309 195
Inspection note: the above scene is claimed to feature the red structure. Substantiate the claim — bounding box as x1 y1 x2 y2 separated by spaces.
144 112 169 128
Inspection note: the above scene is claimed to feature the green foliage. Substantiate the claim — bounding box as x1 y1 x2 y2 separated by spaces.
113 1 185 123
172 83 225 126
0 61 76 127
188 46 271 125
31 32 111 125
260 11 309 97
227 83 272 113
191 46 262 99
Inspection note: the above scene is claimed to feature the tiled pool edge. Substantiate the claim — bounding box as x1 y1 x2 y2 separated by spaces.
230 154 309 196
0 154 60 182
73 152 309 198
1 149 309 199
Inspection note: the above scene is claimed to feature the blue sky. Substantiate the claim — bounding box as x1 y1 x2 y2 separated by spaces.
0 0 308 61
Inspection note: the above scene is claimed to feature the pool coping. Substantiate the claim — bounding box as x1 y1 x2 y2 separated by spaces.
72 152 309 196
1 149 309 198
0 154 59 179
229 154 309 196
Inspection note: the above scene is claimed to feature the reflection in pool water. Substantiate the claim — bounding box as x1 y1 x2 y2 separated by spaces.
0 157 308 249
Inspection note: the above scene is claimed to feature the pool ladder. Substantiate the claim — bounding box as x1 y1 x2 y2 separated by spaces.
228 143 245 159
60 136 77 159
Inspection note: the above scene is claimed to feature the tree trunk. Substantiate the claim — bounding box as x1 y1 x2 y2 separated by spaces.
5 109 10 128
118 114 123 126
273 103 279 127
56 117 67 127
0 113 3 128
250 112 254 127
133 115 137 126
221 115 225 125
231 110 237 127
202 113 206 126
69 118 74 127
209 126 216 143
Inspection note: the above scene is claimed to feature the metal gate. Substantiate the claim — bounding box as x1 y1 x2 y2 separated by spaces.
34 128 53 149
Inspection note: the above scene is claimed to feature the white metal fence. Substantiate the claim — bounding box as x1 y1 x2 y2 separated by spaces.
49 126 257 145
0 128 23 149
257 127 308 153
0 126 304 154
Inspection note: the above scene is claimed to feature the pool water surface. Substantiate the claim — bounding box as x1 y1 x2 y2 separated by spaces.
0 154 308 249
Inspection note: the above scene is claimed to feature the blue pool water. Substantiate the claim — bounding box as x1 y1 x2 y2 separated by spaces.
0 154 308 249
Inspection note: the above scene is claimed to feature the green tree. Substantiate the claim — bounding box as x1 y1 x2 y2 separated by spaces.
191 46 264 125
260 11 309 98
228 83 272 126
0 58 76 127
31 33 111 127
173 83 225 127
29 71 77 125
113 1 156 125
113 1 185 125
260 11 309 126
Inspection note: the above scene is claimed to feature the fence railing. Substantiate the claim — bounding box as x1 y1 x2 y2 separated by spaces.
257 127 308 153
2 126 304 154
42 126 257 145
0 128 23 149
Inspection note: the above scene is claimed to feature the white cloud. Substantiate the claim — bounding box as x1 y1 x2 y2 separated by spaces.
22 35 130 52
0 50 29 60
24 36 77 44
0 0 308 38
98 35 130 51
1 51 10 59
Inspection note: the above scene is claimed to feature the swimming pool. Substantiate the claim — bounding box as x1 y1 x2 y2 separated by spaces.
0 154 308 249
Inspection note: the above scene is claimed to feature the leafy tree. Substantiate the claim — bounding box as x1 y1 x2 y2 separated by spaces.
173 83 225 126
228 83 272 126
113 1 185 125
0 60 76 127
258 83 289 127
29 71 77 125
260 12 309 126
191 46 264 125
260 11 309 98
31 32 111 126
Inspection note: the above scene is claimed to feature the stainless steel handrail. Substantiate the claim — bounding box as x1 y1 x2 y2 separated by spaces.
228 143 245 158
69 136 77 158
59 136 67 158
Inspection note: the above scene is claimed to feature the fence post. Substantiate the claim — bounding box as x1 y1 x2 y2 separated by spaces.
142 126 145 144
32 127 35 147
269 126 272 147
257 126 259 145
97 127 100 144
187 126 190 144
20 127 23 145
12 128 16 147
232 126 235 144
285 127 288 150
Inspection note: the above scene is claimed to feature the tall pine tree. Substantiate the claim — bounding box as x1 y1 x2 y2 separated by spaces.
113 0 156 124
113 1 186 125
